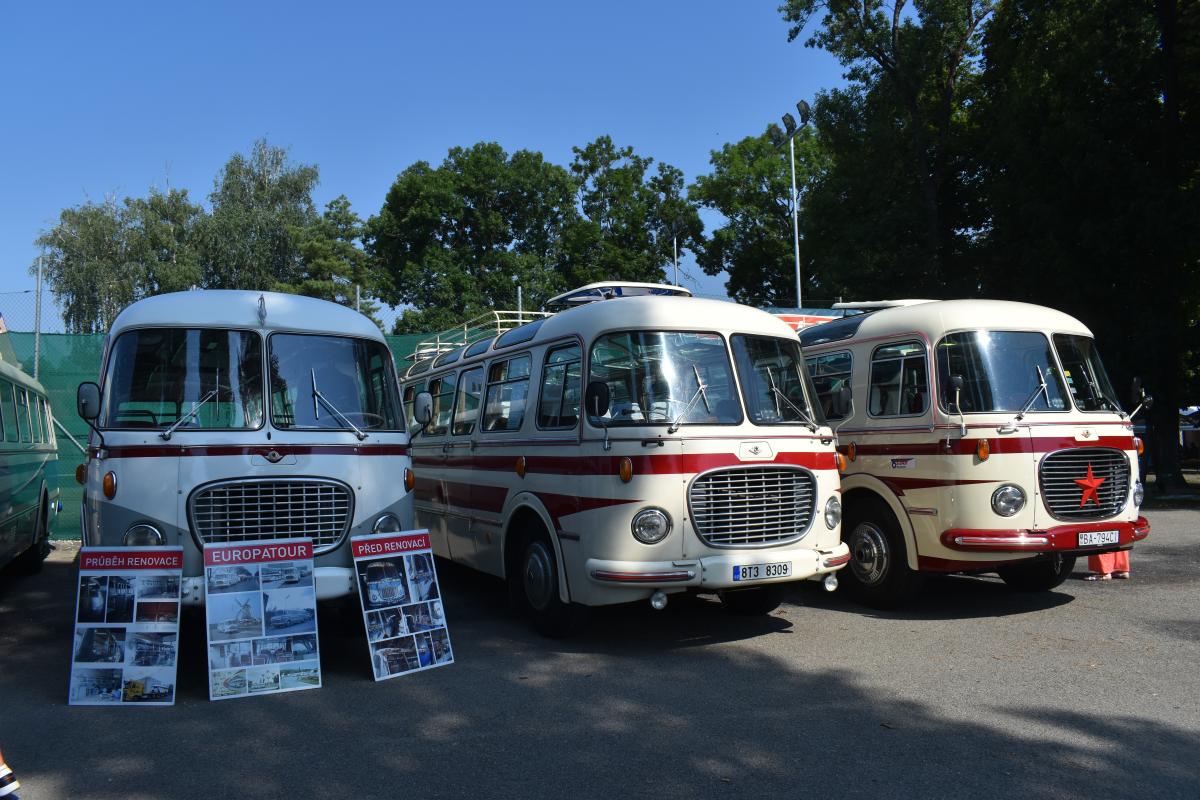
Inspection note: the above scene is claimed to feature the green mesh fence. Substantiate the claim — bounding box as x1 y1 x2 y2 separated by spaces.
5 331 430 541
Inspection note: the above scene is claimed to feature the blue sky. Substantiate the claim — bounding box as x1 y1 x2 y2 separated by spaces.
0 1 845 331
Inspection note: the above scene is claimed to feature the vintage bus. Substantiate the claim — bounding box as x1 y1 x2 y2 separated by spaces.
801 299 1150 608
0 358 60 576
75 290 413 604
401 283 849 635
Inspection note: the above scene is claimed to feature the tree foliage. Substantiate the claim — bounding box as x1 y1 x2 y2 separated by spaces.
282 195 382 326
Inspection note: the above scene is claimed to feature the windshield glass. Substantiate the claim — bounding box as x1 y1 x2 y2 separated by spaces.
731 335 824 426
102 328 263 429
587 331 742 426
1054 334 1120 412
269 334 402 431
936 331 1069 413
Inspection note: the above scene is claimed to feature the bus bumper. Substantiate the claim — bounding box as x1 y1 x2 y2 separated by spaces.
940 517 1150 555
179 566 358 606
586 541 851 591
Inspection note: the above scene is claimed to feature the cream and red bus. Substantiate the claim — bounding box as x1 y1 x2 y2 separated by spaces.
801 299 1150 608
401 283 849 635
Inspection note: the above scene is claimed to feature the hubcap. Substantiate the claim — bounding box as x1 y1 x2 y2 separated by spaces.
849 522 889 586
523 542 555 611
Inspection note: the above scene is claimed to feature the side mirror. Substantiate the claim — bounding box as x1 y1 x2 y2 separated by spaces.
584 381 610 421
77 382 101 421
835 386 852 417
1131 377 1144 406
413 391 433 427
951 374 965 392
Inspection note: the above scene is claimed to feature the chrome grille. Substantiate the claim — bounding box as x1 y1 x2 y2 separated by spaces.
189 478 353 553
1039 448 1129 520
688 467 816 548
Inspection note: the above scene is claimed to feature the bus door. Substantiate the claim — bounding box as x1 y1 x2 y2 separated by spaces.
443 366 485 564
411 374 454 557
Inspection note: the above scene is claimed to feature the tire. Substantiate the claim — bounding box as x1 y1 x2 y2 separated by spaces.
12 498 50 576
514 530 586 638
719 584 785 616
998 554 1076 592
839 497 922 609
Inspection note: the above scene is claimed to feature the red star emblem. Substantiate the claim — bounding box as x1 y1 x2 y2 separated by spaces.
1074 464 1106 507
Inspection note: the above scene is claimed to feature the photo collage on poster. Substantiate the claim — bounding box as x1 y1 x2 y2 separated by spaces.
351 530 454 681
203 538 321 700
68 547 184 706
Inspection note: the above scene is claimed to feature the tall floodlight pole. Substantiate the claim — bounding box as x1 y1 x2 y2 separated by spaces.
780 100 811 309
34 253 43 379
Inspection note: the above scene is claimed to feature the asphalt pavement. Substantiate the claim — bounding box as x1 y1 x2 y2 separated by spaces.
1 509 1197 799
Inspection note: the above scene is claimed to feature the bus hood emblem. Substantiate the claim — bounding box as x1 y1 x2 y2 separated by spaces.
739 442 774 461
264 450 284 463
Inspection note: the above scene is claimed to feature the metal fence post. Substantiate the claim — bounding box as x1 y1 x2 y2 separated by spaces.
34 254 42 379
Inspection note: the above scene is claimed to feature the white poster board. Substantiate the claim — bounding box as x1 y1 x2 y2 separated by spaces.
68 547 183 706
351 530 454 681
203 538 321 700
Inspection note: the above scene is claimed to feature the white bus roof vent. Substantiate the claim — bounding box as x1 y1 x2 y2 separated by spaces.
831 299 936 311
544 282 691 311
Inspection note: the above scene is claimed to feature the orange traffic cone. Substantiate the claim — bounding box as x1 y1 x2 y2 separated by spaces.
0 748 19 798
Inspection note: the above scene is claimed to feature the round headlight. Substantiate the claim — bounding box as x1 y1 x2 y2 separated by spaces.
991 484 1026 517
123 524 163 546
824 496 842 529
1132 481 1144 507
373 513 403 534
631 507 672 544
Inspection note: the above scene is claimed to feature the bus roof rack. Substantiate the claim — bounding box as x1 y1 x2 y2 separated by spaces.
544 282 691 310
831 299 935 311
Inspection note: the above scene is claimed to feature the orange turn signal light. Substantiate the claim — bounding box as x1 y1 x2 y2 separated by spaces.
835 452 848 474
619 457 633 483
102 471 118 499
847 442 857 462
975 439 990 462
515 456 527 478
75 463 87 485
404 468 415 492
1134 437 1145 456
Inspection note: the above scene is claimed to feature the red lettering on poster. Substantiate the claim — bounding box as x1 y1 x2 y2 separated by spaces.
80 549 183 571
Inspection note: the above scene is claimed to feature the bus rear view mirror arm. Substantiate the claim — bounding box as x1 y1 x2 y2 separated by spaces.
413 391 433 431
585 381 611 451
1129 377 1154 420
77 381 106 452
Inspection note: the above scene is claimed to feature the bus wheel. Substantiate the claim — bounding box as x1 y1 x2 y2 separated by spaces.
840 498 921 609
13 498 50 575
517 532 586 638
998 554 1076 592
719 584 785 616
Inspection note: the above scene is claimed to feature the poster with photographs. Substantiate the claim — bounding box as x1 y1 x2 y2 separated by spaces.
351 529 454 681
203 538 320 701
68 547 183 706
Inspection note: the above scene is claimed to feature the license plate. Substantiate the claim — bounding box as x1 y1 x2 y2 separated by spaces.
732 562 791 582
1078 530 1119 547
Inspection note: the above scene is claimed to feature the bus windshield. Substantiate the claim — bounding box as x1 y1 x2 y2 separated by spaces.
269 334 403 431
731 335 824 426
1054 334 1121 412
587 331 742 426
936 331 1069 413
102 328 263 429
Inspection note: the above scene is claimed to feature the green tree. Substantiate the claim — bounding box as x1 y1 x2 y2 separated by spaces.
780 0 994 295
35 188 203 333
282 195 383 326
367 143 578 334
198 139 319 291
564 136 703 288
690 125 826 306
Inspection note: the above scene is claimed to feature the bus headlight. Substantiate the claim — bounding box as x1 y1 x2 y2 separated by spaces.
373 513 403 534
631 507 672 544
123 524 163 546
991 484 1026 517
824 496 842 529
1132 481 1144 507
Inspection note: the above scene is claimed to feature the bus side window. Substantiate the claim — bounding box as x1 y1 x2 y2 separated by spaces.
427 374 457 437
537 344 582 430
32 394 44 443
41 397 52 444
806 350 852 421
451 367 484 436
16 388 31 443
483 354 531 433
1 383 15 443
869 341 928 418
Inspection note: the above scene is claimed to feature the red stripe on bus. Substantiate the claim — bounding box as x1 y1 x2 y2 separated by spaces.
102 444 408 458
869 476 998 496
844 436 1134 458
413 450 837 475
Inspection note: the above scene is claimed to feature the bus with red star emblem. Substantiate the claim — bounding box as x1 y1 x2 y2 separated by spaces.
800 299 1150 608
401 283 850 636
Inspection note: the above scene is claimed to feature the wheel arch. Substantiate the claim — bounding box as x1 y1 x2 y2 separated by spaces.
500 492 570 604
840 474 920 571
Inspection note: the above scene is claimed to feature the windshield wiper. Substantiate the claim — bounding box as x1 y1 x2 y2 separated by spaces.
1079 365 1125 416
311 368 368 441
765 367 818 432
667 365 711 434
999 365 1048 433
160 388 219 441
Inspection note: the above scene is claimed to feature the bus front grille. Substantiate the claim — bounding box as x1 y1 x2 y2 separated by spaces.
688 466 816 548
1039 448 1129 520
189 478 353 553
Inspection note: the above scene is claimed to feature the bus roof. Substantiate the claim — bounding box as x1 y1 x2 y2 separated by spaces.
109 290 384 340
800 299 1093 348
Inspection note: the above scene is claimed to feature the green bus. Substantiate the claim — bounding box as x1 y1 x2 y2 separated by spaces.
0 358 59 576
